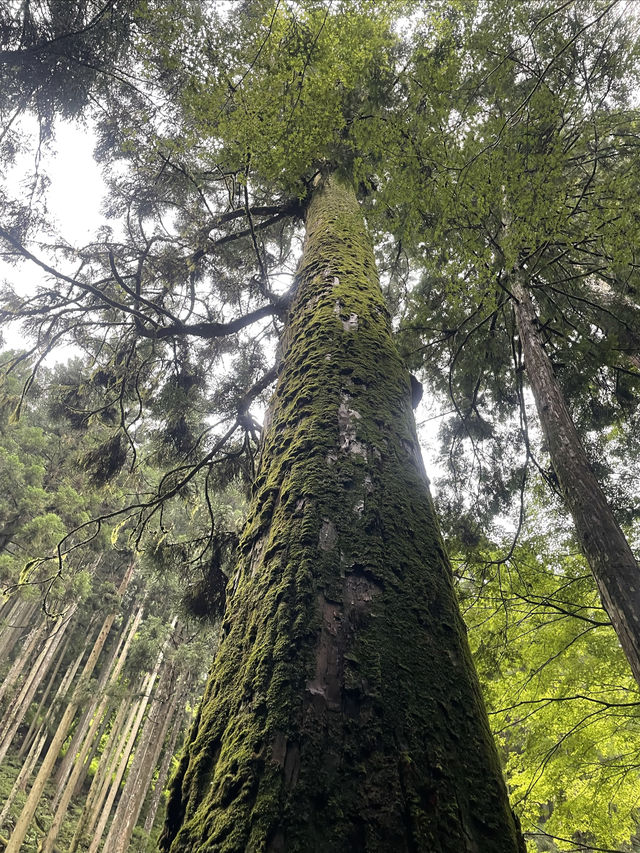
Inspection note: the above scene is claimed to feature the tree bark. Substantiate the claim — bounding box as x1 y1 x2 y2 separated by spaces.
88 619 175 853
18 634 70 758
143 681 190 835
0 608 75 765
86 690 149 853
70 694 133 853
161 174 524 853
0 726 48 828
0 615 47 709
69 609 144 852
43 599 145 853
71 698 113 797
102 657 180 853
0 598 38 660
512 273 640 686
53 588 137 802
4 562 135 853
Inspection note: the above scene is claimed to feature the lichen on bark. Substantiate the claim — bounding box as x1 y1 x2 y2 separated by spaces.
161 173 524 853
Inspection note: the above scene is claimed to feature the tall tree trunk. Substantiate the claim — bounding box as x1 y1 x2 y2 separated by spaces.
88 623 174 853
43 601 145 853
0 598 37 660
53 589 137 803
0 615 47 708
161 173 524 853
0 726 48 828
143 680 190 835
102 656 180 853
4 562 135 853
0 608 75 764
18 634 70 758
512 273 640 686
13 636 87 785
86 687 149 853
69 604 144 853
71 698 113 797
70 693 133 853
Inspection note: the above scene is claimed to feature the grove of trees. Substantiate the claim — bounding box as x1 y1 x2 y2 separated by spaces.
0 1 639 851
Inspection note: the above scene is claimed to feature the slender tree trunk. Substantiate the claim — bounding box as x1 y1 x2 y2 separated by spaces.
0 599 37 660
22 729 49 794
0 609 75 765
161 174 524 853
143 682 189 835
86 692 142 834
13 636 87 787
70 695 133 853
86 688 149 853
0 615 47 708
18 638 70 760
512 273 640 686
18 634 70 758
0 726 48 828
4 568 132 853
102 656 180 853
88 623 174 853
53 597 136 802
43 601 145 853
71 697 112 798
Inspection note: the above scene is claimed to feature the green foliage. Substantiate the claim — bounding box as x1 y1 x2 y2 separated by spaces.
456 504 640 850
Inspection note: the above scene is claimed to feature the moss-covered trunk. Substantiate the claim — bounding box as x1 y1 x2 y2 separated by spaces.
161 174 524 853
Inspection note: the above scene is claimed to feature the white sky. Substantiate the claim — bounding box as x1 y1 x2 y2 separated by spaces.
45 121 107 243
0 119 106 356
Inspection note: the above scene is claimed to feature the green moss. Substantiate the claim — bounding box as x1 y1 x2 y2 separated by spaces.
162 174 524 853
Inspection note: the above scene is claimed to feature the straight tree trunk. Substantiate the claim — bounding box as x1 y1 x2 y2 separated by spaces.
161 173 524 853
0 608 75 765
0 726 49 828
86 688 149 853
0 615 47 708
71 697 112 798
4 563 134 853
53 598 136 802
0 598 38 660
18 634 70 758
69 604 144 840
102 656 180 853
70 693 134 853
88 623 174 853
512 273 640 686
22 729 50 794
87 689 143 834
143 681 190 835
15 636 87 779
42 599 145 853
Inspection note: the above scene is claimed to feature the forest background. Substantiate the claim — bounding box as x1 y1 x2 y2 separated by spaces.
0 0 639 851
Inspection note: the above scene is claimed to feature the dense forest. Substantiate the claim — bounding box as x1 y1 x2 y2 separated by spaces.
0 1 639 850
